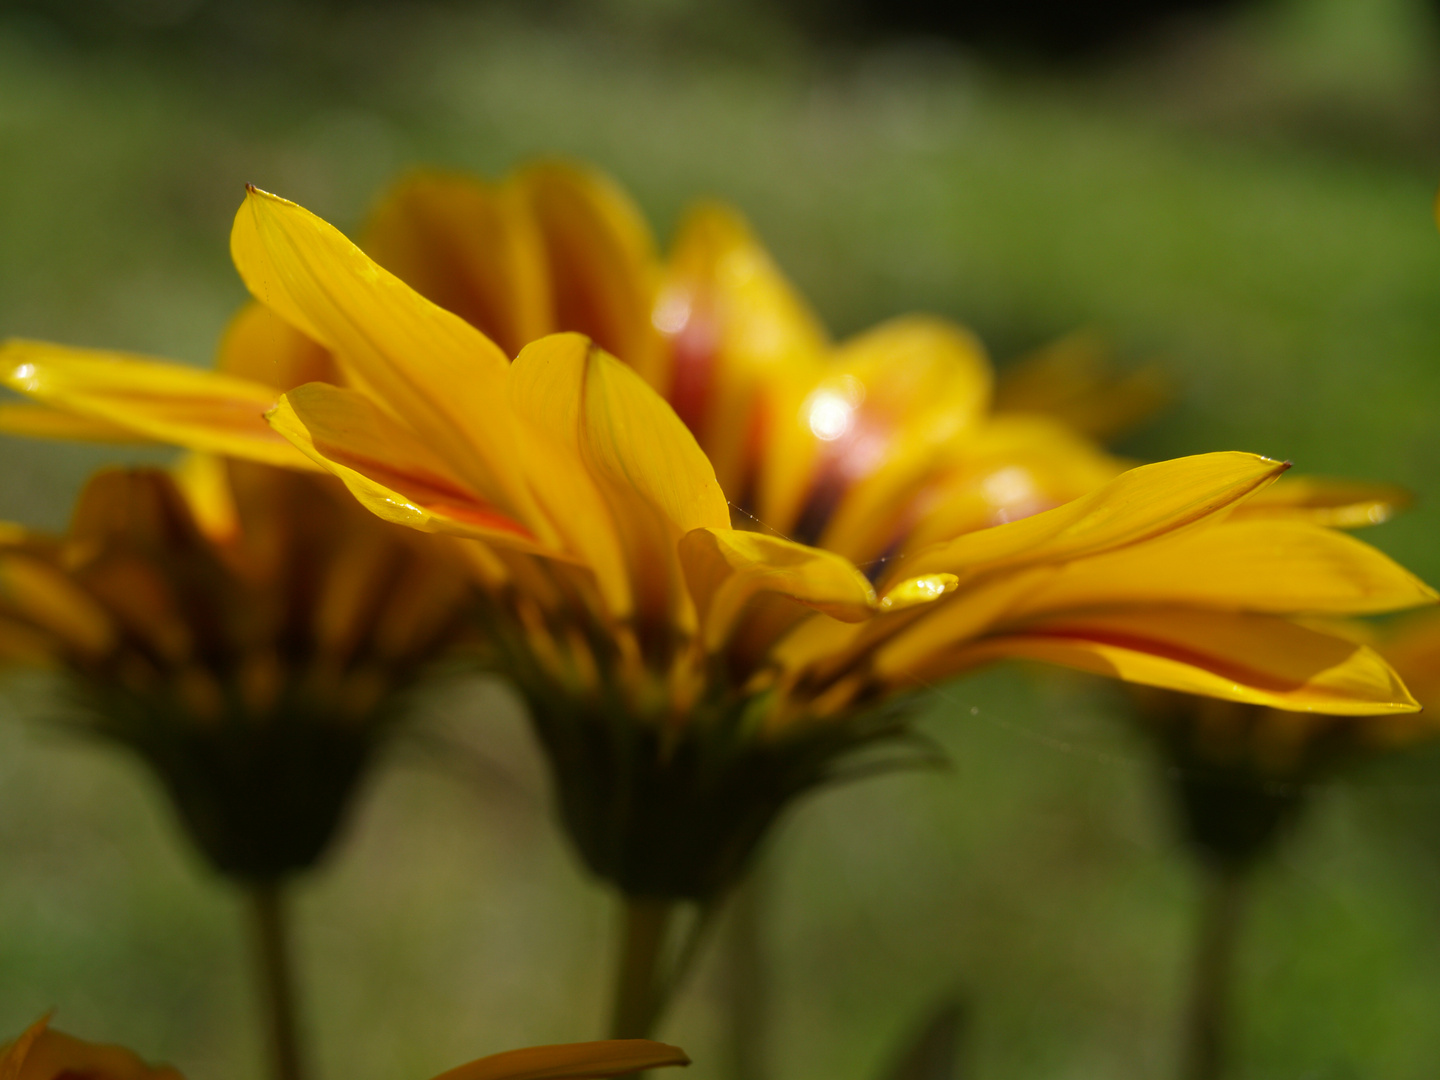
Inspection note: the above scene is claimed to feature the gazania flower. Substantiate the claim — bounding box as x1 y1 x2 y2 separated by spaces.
3 173 1434 1039
0 306 479 1080
0 1016 688 1080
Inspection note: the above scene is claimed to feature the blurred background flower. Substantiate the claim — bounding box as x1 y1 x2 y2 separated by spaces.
5 1 1440 1079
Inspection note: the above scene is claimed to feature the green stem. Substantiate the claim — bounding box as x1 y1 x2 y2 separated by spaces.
609 896 677 1039
723 872 770 1080
247 880 306 1080
1181 861 1250 1080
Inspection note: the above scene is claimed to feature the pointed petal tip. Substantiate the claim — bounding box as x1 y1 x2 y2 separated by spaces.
242 184 297 208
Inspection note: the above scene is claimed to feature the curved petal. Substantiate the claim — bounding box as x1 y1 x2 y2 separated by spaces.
429 1041 688 1080
1004 520 1438 618
231 187 544 529
1229 474 1412 528
516 162 662 381
268 384 546 551
1 340 316 469
510 334 729 533
508 334 728 620
898 452 1289 583
362 171 553 357
680 526 876 649
940 609 1418 715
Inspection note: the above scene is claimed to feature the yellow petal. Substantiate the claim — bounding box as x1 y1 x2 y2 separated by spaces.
1229 474 1412 528
1 339 316 469
950 608 1418 715
363 171 553 357
169 452 240 544
509 334 729 620
231 186 542 526
899 414 1128 552
268 384 547 551
0 402 154 443
0 553 114 656
679 527 876 649
1005 520 1438 618
511 334 729 534
897 452 1288 584
215 302 337 390
429 1041 688 1080
993 329 1169 440
804 315 994 558
516 162 663 381
867 568 1060 681
658 202 828 495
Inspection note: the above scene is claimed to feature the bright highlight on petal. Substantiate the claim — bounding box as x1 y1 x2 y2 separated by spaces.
880 573 960 611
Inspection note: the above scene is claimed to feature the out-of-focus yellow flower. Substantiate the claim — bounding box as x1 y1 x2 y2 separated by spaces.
0 294 475 882
0 170 1433 905
0 1016 688 1080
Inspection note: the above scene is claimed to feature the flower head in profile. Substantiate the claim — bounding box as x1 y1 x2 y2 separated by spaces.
1 297 482 882
2 168 1433 906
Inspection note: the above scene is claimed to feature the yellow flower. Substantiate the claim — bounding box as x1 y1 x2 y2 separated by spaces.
1 175 1433 904
0 1016 688 1080
0 276 474 882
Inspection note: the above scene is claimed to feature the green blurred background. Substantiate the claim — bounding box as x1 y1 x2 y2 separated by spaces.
5 0 1440 1076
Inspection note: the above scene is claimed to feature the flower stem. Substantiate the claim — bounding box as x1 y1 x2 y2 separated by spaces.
247 880 306 1080
722 872 770 1080
609 896 676 1039
1181 861 1250 1080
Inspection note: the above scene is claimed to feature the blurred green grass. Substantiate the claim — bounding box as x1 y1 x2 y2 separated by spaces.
5 1 1440 1078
